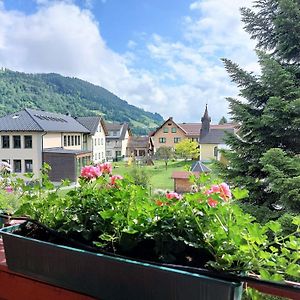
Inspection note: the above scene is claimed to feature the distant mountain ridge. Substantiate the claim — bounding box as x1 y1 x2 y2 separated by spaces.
0 69 163 135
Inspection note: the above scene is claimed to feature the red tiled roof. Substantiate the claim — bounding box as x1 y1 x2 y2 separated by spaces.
171 171 200 179
178 122 236 136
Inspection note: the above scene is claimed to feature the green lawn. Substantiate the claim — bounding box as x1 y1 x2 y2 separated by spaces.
112 160 194 191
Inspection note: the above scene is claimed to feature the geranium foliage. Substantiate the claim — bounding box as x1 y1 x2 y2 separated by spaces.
12 163 300 283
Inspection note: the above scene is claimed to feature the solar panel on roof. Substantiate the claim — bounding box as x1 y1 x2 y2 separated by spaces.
34 114 67 122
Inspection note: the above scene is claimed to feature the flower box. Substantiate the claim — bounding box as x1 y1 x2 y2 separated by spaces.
1 224 243 300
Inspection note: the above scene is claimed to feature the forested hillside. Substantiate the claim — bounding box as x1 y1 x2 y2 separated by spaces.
0 69 163 134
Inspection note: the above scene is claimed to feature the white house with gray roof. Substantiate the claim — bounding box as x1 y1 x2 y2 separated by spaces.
105 122 131 161
0 108 92 181
76 116 108 163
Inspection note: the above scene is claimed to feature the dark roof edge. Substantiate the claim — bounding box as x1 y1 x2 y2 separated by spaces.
21 108 44 131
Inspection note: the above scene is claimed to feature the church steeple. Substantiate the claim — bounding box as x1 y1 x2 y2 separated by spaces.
200 104 211 137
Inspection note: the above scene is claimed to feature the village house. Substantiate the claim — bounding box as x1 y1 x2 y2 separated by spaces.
149 117 186 153
105 122 131 161
0 108 92 182
76 116 108 163
126 136 151 159
150 106 236 162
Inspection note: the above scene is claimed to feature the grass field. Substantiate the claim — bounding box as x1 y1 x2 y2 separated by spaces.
112 160 195 191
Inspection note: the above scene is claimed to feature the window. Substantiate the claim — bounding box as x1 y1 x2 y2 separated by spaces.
25 160 33 173
98 138 100 145
24 136 32 148
102 152 104 158
75 135 78 146
94 138 97 146
174 137 181 143
101 138 103 145
71 136 74 146
13 160 21 173
2 136 10 148
116 150 122 157
63 136 67 147
98 125 101 132
94 154 97 161
163 127 168 133
214 146 218 158
171 127 177 133
106 150 112 157
159 137 166 143
68 136 71 146
78 135 81 145
83 135 87 143
13 135 21 148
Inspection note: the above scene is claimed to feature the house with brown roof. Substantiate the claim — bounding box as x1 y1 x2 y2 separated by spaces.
149 117 187 153
150 106 236 161
126 136 150 159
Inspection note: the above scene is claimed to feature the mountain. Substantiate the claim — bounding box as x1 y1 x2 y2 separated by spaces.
0 69 163 135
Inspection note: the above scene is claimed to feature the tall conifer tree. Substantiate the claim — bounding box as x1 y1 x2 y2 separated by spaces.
218 0 300 217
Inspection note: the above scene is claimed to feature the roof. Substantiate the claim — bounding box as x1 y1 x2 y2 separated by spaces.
43 147 92 155
0 109 90 133
199 128 234 144
190 161 211 172
105 122 130 140
127 136 149 149
178 123 236 137
76 116 108 135
171 171 200 179
150 117 187 137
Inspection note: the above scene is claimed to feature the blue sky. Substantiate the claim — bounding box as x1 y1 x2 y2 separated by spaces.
0 0 258 123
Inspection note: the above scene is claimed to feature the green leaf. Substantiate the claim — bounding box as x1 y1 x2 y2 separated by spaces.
292 216 300 226
286 264 300 277
259 269 271 280
267 221 282 233
232 188 249 200
100 210 114 220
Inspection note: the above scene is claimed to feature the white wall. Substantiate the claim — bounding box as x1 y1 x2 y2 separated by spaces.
121 130 129 156
90 123 106 163
0 132 43 178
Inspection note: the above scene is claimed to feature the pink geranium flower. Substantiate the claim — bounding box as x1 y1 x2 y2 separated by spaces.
219 183 232 201
208 198 218 207
166 192 182 200
205 183 232 201
5 186 13 193
98 162 112 174
80 165 102 179
110 175 123 185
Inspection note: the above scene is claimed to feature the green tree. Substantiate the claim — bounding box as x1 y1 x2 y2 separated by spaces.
260 148 300 212
155 147 174 170
175 139 199 161
218 116 228 125
217 0 300 218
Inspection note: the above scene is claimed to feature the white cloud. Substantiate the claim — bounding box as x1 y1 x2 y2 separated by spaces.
0 0 259 124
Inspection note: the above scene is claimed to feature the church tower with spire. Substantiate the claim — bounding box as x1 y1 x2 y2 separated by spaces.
200 104 211 137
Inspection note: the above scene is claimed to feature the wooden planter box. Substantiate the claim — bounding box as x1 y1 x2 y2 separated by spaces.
1 224 243 300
